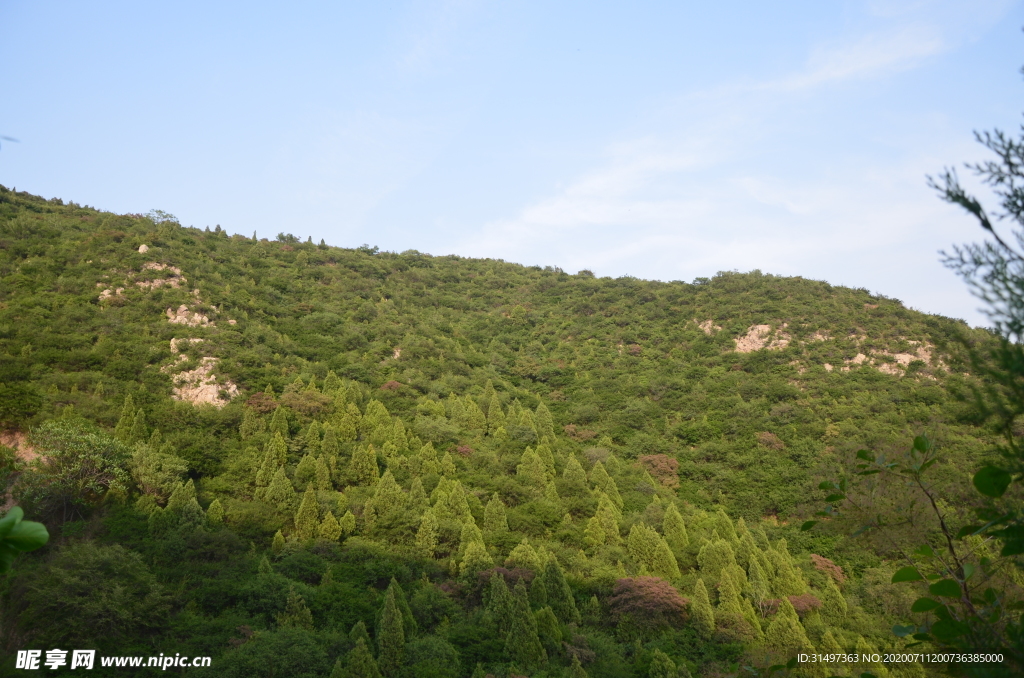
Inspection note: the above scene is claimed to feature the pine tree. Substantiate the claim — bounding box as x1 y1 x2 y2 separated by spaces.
535 401 555 440
114 395 135 442
534 605 562 654
516 447 548 490
535 443 556 478
458 518 485 559
349 445 380 485
361 400 392 437
179 497 205 530
294 486 320 540
662 503 689 552
206 499 224 526
295 453 317 486
820 576 847 625
569 654 589 678
444 481 472 522
239 407 263 439
440 451 457 476
416 510 438 558
264 467 296 509
277 585 314 630
258 555 274 575
464 397 487 434
589 462 622 508
505 538 542 571
541 558 580 623
350 620 371 647
268 431 288 465
767 547 805 597
314 455 331 491
272 529 285 554
339 510 356 535
345 638 382 678
748 552 771 607
690 578 715 640
377 587 405 678
269 407 289 438
334 403 360 442
322 424 339 457
128 409 148 444
594 496 621 545
697 538 737 583
483 493 508 535
562 456 589 494
584 516 607 548
318 511 342 541
648 649 678 678
378 578 417 638
408 476 428 513
254 445 277 488
651 537 681 579
486 393 506 433
415 442 440 475
628 522 661 570
461 540 494 574
166 479 196 513
323 370 341 394
364 470 405 525
505 579 546 670
716 571 762 642
714 508 738 544
764 598 811 654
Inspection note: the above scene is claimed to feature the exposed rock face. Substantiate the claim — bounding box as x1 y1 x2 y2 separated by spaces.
735 324 791 353
138 244 149 253
136 262 186 289
167 305 213 327
98 287 125 302
169 357 238 407
697 319 721 335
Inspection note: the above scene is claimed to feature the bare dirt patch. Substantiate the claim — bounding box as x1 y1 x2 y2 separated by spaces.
735 324 791 353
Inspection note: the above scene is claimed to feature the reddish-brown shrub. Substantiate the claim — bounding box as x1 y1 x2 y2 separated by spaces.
380 380 403 391
626 344 642 356
279 389 332 416
638 454 680 489
760 594 823 618
245 392 277 414
608 577 689 630
563 424 597 442
810 554 846 584
756 431 785 450
456 445 473 457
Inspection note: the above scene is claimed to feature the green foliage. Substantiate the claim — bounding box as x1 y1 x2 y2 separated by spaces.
505 579 547 670
294 486 320 541
377 586 405 677
0 506 48 574
276 584 314 630
689 578 715 640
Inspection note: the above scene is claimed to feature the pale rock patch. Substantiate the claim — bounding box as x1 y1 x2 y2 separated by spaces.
392 347 402 359
168 357 238 408
98 287 125 302
697 319 721 335
167 305 214 327
735 324 791 353
136 262 186 290
138 244 149 253
823 363 834 372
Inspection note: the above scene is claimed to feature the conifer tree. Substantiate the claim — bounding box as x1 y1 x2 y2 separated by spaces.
318 511 342 541
345 638 382 678
322 424 339 458
714 508 738 544
349 444 380 485
361 400 391 437
562 456 589 494
485 571 515 635
415 508 439 558
440 451 457 476
767 547 805 597
517 447 548 490
272 529 285 554
264 467 296 509
254 445 276 488
114 395 135 442
541 558 580 623
179 497 205 530
339 510 356 535
166 479 196 513
377 587 405 678
277 585 314 630
365 470 405 526
295 453 317 486
735 530 759 570
323 370 341 394
534 605 562 654
486 394 506 433
853 637 889 678
461 540 494 574
444 481 472 522
535 443 556 478
697 538 737 584
408 476 428 512
648 649 678 678
505 579 546 670
628 522 661 570
505 538 542 571
716 571 762 642
415 442 440 475
534 401 555 440
269 407 289 438
764 598 811 654
662 503 689 552
569 655 589 678
589 462 623 508
748 553 771 608
334 403 360 442
820 576 847 625
304 420 323 453
518 408 538 437
584 516 604 548
458 518 485 559
313 455 331 491
464 397 487 435
483 493 508 535
651 537 681 579
240 407 262 439
258 555 274 575
594 496 621 544
267 431 288 465
294 486 320 540
350 620 371 646
690 578 715 640
206 499 224 526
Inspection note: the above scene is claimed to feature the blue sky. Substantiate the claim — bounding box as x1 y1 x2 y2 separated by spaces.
2 1 1022 326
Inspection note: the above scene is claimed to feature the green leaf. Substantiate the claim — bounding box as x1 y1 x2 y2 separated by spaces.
974 466 1012 498
818 481 835 490
4 520 48 551
928 579 961 598
786 658 798 670
856 449 873 461
891 566 924 583
892 624 916 636
860 673 878 678
799 520 817 532
956 525 983 539
0 506 24 540
911 633 932 641
962 563 975 581
913 544 935 558
912 436 929 453
824 493 846 502
911 597 940 613
930 618 969 641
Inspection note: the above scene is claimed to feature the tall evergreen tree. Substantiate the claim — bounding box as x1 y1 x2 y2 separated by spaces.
648 649 679 678
294 486 320 540
485 571 515 636
697 538 737 584
264 467 296 509
239 407 263 439
516 447 548 491
276 585 314 630
377 587 405 677
315 455 332 491
541 558 580 623
483 493 508 536
114 394 135 442
504 580 546 670
820 576 847 625
318 511 342 541
534 401 555 440
486 393 506 433
344 638 382 678
269 407 289 438
349 444 380 485
651 538 681 579
562 456 590 494
764 598 811 654
690 578 715 640
662 503 689 552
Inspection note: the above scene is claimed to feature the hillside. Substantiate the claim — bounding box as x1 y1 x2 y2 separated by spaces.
0 185 1006 677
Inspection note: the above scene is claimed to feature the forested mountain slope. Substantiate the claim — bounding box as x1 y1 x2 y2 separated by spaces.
0 185 1005 677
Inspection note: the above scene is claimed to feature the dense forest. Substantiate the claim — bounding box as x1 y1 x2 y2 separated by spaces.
0 184 1018 677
